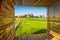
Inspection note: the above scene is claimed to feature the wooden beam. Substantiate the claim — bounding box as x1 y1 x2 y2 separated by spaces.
23 0 24 5
15 0 60 6
34 0 41 6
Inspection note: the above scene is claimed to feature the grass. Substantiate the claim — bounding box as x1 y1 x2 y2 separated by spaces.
14 18 20 23
15 18 47 36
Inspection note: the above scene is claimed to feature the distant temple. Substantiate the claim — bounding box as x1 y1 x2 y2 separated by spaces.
24 14 34 18
16 13 34 18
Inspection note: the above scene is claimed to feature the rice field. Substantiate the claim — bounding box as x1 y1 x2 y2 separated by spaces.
15 18 47 36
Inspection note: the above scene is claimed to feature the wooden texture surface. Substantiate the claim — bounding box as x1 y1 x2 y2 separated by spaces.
15 0 60 7
14 33 49 40
0 0 14 40
48 2 60 39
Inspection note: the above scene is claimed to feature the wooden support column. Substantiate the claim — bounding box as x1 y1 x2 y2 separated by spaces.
48 2 60 39
0 0 15 40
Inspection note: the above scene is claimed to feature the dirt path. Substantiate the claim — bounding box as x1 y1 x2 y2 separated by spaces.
15 18 22 29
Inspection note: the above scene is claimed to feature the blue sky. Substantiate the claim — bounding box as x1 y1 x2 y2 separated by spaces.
14 5 47 17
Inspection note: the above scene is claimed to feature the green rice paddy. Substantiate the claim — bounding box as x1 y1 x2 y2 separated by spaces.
15 18 47 36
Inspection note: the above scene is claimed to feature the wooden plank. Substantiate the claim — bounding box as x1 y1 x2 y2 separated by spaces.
19 36 22 40
14 37 19 40
14 34 48 40
30 34 37 40
50 31 60 40
22 35 28 40
27 35 31 40
36 34 48 40
33 34 39 40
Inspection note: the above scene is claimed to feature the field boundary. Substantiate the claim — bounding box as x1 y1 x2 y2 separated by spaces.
15 18 22 29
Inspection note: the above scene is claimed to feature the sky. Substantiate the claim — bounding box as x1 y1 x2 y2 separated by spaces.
14 5 47 17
